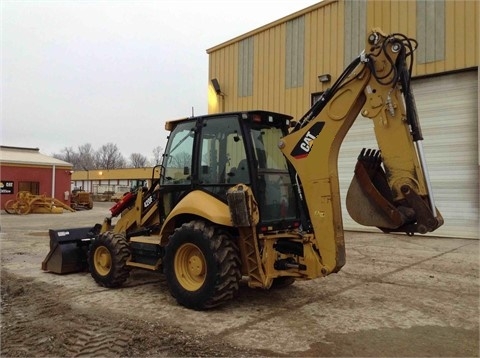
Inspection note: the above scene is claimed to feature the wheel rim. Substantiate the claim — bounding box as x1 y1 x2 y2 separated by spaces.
174 243 206 291
4 200 16 214
94 246 112 276
16 202 30 215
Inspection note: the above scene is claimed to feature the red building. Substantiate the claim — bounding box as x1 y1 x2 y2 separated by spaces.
0 146 73 209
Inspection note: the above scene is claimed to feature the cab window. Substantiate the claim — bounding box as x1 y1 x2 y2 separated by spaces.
162 121 195 185
198 116 248 186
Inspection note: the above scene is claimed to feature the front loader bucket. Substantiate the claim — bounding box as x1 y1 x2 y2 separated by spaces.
41 226 100 274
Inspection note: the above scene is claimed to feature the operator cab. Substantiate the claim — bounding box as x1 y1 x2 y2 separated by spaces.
161 111 301 230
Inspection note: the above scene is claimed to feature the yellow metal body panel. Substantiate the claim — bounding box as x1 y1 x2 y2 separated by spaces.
129 236 161 245
279 79 367 273
160 190 232 240
110 190 160 235
167 190 231 226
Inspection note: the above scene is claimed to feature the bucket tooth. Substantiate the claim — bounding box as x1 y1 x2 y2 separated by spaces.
346 148 408 230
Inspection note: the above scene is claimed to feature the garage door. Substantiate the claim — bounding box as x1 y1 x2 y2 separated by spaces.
338 70 478 239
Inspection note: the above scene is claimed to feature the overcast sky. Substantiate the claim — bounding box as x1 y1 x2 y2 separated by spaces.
1 0 319 161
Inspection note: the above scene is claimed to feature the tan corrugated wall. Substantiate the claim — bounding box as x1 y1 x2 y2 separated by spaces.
207 0 344 115
366 0 478 76
207 0 478 118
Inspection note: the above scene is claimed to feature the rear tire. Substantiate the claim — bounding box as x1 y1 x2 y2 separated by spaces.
88 232 131 288
164 220 241 310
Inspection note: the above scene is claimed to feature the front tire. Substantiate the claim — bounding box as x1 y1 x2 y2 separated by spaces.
88 232 131 288
164 220 241 310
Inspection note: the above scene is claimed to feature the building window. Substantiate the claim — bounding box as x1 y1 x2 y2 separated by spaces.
343 0 367 67
416 0 445 64
19 181 39 195
238 37 254 97
285 16 305 89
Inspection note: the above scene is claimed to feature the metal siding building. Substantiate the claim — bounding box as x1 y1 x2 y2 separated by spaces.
207 0 479 239
71 167 160 195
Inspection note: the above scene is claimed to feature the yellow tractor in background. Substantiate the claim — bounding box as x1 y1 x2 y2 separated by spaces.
70 189 94 210
42 29 443 310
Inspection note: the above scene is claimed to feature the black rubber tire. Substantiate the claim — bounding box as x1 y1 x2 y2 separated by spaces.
88 232 131 288
164 220 241 310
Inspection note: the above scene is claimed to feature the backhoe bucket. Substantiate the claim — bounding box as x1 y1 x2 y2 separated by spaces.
346 149 413 230
41 226 100 274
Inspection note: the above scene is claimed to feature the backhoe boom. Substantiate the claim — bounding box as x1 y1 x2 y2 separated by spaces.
279 29 443 274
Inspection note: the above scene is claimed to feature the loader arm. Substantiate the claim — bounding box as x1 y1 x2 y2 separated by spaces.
279 29 443 274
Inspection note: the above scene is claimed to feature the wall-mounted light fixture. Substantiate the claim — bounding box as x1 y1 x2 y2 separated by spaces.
318 74 331 83
211 78 224 96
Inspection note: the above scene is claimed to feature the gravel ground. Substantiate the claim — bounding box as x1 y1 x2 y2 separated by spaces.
1 202 479 357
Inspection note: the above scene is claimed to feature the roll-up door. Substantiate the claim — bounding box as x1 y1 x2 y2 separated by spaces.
338 70 478 239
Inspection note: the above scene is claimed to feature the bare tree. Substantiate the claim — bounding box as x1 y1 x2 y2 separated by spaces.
170 152 191 169
77 143 96 170
53 147 80 168
152 146 164 165
94 143 126 169
129 153 149 168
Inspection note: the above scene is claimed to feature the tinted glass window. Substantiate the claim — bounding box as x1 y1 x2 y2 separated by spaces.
162 121 195 185
251 126 297 222
199 116 248 185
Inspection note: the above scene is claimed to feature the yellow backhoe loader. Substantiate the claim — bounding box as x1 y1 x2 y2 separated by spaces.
42 29 443 310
